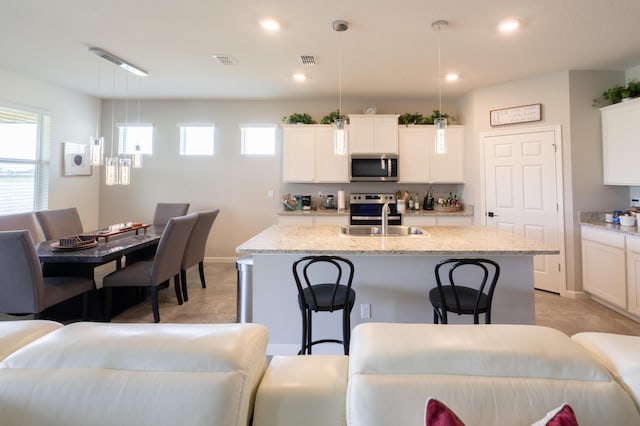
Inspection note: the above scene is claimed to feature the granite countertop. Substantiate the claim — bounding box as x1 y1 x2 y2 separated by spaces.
278 205 474 217
236 224 557 255
580 211 640 237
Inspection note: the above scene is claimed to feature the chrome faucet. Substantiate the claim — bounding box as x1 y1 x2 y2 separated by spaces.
381 202 390 235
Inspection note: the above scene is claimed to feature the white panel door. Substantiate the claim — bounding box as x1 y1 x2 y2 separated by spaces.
483 129 564 293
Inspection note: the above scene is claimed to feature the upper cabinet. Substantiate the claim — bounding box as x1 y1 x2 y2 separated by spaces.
601 97 640 185
282 125 348 183
348 114 399 154
398 125 465 183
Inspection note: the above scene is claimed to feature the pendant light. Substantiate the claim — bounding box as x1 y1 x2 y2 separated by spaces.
333 20 348 155
119 73 131 185
132 77 143 168
105 66 118 185
432 19 448 155
89 56 104 166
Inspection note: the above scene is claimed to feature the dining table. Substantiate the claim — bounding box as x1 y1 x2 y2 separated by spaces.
36 225 164 321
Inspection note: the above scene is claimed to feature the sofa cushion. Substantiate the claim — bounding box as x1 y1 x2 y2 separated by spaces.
0 322 268 426
254 355 348 426
347 323 639 426
0 320 62 361
572 332 640 410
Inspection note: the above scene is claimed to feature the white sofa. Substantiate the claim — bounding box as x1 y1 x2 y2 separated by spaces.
255 323 640 426
0 320 268 426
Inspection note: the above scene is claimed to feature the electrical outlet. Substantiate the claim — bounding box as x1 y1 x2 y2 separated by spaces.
267 189 274 198
360 303 371 319
318 191 323 198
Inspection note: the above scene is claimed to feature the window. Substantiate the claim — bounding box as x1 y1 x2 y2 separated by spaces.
241 125 276 155
0 105 50 214
118 124 153 155
179 125 215 156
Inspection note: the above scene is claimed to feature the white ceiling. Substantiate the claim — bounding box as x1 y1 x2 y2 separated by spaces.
1 0 640 100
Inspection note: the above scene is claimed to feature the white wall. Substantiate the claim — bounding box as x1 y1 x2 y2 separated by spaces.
0 68 100 230
98 97 458 259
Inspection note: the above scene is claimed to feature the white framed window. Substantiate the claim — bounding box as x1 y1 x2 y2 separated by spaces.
0 105 50 214
178 124 215 156
118 124 153 155
241 125 276 156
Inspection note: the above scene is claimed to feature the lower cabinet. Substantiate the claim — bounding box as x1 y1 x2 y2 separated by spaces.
581 226 627 310
278 215 348 226
403 215 472 227
626 235 640 316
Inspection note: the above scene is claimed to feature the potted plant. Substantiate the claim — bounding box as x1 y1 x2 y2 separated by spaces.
398 110 456 126
593 80 640 106
282 113 316 124
320 110 349 125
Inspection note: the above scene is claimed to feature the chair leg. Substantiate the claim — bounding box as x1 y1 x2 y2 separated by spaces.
299 307 308 355
180 270 188 302
343 305 351 355
81 292 89 320
306 308 313 355
150 286 160 323
198 262 206 288
174 275 184 305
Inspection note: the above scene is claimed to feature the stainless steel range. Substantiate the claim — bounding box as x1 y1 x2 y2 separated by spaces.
349 193 401 225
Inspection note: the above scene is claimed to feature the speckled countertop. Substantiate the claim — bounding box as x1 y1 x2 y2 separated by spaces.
278 205 474 217
580 211 640 237
236 224 557 255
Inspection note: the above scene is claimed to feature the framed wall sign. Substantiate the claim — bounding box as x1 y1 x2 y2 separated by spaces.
63 142 91 176
490 103 542 126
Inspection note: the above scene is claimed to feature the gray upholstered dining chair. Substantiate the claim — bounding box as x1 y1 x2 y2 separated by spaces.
152 203 190 225
102 213 198 323
0 230 95 319
35 207 84 240
0 212 41 242
180 208 220 301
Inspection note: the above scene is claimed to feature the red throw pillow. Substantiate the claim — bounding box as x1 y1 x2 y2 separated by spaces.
425 398 465 426
532 403 579 426
425 399 579 426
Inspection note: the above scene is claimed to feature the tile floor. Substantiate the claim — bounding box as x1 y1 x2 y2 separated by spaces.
112 261 640 337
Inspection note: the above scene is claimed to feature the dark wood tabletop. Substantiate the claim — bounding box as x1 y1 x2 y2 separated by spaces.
37 233 160 265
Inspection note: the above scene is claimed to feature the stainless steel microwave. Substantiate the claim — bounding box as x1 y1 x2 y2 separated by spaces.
350 154 399 182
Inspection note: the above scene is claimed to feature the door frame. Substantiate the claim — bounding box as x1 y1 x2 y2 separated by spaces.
479 124 567 295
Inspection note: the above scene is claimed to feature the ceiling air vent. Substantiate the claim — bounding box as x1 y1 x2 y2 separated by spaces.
299 55 317 66
212 54 238 66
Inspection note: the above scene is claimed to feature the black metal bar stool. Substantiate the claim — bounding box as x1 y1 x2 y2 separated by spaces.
292 255 356 355
429 258 500 324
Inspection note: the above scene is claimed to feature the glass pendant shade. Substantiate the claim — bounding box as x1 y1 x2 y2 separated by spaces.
105 157 118 185
89 136 104 165
119 158 131 185
434 117 448 154
334 117 348 155
132 144 143 168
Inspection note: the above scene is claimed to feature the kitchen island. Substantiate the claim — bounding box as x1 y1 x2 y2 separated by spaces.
236 225 558 355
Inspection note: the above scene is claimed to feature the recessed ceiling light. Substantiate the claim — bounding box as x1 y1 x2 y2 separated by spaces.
260 18 281 31
293 73 307 82
445 73 459 82
498 18 520 33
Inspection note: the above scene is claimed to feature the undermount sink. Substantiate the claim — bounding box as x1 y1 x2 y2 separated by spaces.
339 225 428 236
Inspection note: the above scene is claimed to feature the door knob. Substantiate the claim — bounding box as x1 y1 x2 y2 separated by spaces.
487 211 499 217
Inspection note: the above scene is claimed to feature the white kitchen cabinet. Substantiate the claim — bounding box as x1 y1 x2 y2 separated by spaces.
348 114 399 154
626 235 640 316
398 125 464 183
403 215 472 227
282 125 348 183
601 97 640 185
278 214 347 226
581 226 627 309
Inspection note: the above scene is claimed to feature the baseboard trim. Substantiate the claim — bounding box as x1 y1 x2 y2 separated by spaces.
564 290 589 300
